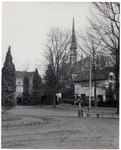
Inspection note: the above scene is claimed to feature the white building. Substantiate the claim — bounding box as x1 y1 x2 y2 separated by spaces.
74 67 116 103
15 71 35 98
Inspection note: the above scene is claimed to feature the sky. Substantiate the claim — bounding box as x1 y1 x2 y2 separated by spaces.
2 2 92 76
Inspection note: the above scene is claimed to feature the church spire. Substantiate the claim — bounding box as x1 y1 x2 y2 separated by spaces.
70 18 77 66
71 17 77 49
73 17 75 32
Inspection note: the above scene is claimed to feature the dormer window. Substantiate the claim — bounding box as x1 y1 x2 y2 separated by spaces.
110 75 113 81
109 72 115 83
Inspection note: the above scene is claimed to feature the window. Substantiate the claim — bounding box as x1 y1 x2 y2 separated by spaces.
110 75 113 80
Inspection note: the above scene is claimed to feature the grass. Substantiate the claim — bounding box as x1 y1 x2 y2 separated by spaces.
2 104 119 149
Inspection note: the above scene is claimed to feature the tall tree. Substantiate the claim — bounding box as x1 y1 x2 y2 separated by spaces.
23 74 29 105
44 27 71 107
2 46 16 111
78 30 107 107
32 68 42 106
88 2 120 113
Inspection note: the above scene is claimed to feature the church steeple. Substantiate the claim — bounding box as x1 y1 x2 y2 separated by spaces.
70 18 77 66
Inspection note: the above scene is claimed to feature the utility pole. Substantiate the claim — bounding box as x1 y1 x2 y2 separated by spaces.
88 55 92 113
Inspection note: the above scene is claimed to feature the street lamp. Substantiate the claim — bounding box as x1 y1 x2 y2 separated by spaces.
88 55 91 113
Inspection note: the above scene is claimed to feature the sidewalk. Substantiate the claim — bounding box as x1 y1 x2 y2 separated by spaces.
2 104 119 119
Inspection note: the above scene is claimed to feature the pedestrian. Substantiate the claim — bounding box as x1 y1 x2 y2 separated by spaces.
81 99 84 108
79 95 81 107
74 95 77 105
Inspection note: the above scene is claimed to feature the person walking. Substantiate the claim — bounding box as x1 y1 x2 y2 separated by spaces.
81 99 84 108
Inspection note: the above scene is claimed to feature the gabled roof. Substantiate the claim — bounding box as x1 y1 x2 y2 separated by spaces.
16 71 35 79
74 67 115 82
71 57 91 74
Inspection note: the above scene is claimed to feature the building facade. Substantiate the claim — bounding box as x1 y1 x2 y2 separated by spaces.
74 67 116 105
15 71 35 98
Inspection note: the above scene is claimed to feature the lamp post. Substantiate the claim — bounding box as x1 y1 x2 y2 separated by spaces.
88 55 92 113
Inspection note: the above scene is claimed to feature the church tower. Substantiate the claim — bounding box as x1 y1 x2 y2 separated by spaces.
70 18 77 66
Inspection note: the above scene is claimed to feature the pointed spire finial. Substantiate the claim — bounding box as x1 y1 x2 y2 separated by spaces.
70 17 77 66
71 17 76 45
73 17 75 31
8 45 11 52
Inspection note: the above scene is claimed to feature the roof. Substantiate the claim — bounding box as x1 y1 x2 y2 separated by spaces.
64 57 90 74
74 67 115 82
16 71 35 79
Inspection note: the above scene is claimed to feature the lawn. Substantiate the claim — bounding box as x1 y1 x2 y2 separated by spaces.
2 104 119 149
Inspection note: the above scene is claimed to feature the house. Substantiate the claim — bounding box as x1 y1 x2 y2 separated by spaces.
73 67 116 103
15 71 35 98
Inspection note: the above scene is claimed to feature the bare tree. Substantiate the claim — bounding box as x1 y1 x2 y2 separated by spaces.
44 27 71 107
21 62 31 72
78 29 104 107
87 2 120 113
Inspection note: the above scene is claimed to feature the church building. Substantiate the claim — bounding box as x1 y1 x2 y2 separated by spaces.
63 18 116 106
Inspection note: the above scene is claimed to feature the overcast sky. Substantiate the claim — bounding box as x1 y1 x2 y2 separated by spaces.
2 2 92 76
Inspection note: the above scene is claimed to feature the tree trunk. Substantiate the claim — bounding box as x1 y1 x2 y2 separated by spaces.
53 92 56 108
93 66 97 107
94 81 97 107
93 50 97 107
116 61 119 114
116 38 120 114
